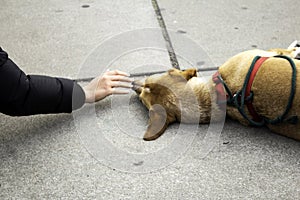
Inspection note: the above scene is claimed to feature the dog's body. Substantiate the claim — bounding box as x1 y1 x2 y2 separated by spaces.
134 47 300 141
218 49 300 140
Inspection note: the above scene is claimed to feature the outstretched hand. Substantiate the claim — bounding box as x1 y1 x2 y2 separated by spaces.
83 70 133 103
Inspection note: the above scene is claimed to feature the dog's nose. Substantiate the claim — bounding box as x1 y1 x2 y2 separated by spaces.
132 80 143 94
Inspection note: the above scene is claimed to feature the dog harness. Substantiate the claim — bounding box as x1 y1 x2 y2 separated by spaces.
213 55 298 126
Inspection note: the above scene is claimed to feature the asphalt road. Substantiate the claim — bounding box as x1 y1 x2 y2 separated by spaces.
0 0 300 199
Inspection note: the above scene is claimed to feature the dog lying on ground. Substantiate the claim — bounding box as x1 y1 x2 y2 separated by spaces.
133 42 300 141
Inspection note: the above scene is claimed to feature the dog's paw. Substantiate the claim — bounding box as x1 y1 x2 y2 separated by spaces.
294 48 300 59
288 40 300 49
287 40 300 59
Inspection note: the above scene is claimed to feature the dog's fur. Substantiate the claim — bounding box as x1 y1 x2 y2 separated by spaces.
134 47 300 141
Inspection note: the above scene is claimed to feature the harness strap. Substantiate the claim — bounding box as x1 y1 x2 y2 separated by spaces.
267 55 298 124
245 57 269 123
213 55 298 126
212 72 227 110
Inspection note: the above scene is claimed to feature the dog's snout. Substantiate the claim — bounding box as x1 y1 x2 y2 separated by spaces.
132 80 144 94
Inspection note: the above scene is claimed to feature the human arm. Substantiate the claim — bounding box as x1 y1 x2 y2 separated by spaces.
0 47 86 116
0 47 133 116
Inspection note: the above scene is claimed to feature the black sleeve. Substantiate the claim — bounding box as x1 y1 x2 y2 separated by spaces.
0 47 85 116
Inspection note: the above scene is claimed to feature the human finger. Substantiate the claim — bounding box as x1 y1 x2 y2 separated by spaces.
110 75 134 82
111 88 131 94
105 69 130 77
110 81 133 88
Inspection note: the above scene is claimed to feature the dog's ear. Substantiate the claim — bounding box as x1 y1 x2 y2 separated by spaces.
181 68 197 80
143 104 169 141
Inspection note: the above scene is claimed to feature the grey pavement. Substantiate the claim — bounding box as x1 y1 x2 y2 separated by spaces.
1 0 300 199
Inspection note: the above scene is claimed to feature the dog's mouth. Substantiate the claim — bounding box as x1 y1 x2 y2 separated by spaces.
132 80 144 94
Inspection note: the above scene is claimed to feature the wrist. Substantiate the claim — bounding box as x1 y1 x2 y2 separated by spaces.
83 85 95 103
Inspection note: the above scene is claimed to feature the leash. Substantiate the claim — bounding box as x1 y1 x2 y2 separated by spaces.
74 66 219 82
214 55 298 126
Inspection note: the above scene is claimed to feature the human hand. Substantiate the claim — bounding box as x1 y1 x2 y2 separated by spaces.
83 70 133 103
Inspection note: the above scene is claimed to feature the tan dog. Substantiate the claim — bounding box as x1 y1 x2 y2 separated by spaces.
134 46 300 141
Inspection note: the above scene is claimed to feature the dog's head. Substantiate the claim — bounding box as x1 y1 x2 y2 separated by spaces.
133 68 197 141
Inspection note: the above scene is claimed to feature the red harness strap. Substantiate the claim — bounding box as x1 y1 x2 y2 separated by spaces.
213 57 270 122
212 71 227 110
245 57 269 122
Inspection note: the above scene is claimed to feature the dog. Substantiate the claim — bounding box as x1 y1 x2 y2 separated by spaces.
133 42 300 141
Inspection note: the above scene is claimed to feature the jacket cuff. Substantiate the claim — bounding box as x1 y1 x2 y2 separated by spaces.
57 78 85 112
72 82 86 111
